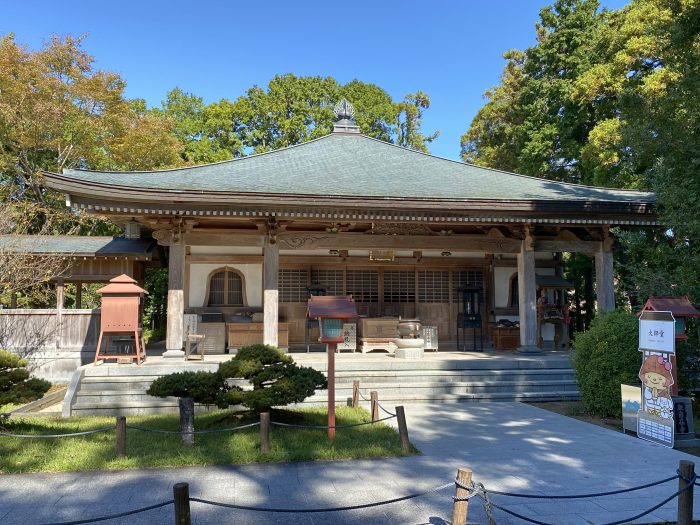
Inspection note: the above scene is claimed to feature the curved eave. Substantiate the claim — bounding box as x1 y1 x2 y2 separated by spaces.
44 171 655 217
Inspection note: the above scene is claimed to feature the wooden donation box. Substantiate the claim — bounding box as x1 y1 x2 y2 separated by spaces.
94 274 147 365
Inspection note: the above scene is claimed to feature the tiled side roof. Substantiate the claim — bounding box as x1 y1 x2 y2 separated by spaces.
57 133 654 204
0 236 156 257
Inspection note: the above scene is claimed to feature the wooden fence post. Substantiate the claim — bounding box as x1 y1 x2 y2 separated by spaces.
451 467 473 525
678 460 695 525
352 380 360 408
396 406 410 452
260 412 270 454
179 397 195 446
173 482 191 525
370 391 378 422
115 416 126 458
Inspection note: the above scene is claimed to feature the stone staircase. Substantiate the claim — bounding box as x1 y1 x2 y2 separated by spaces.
300 354 579 406
63 353 579 416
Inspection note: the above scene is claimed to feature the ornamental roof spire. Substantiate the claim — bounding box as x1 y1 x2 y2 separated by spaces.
332 98 360 134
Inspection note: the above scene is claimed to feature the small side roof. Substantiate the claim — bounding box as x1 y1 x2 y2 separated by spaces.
639 296 700 318
0 236 156 258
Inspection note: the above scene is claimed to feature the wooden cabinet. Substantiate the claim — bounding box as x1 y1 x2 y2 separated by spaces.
227 322 289 350
493 326 520 351
357 318 399 353
358 318 399 339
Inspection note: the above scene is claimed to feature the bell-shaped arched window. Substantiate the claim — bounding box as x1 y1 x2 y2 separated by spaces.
207 268 244 306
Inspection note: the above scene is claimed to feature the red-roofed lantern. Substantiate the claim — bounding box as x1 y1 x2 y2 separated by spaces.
307 295 358 439
94 274 148 365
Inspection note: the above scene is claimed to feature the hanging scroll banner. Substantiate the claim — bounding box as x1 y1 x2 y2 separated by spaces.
637 311 676 448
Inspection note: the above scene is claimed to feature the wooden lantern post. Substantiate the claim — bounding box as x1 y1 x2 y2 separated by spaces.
307 296 357 439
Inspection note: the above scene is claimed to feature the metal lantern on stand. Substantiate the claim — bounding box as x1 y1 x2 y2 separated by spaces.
457 287 483 351
307 295 358 439
305 284 327 352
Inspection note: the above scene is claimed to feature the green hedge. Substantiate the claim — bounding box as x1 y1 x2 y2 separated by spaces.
572 310 640 418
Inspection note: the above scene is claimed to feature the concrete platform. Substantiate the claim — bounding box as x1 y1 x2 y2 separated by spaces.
62 351 579 416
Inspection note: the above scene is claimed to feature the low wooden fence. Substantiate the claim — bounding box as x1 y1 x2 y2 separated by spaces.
0 308 100 351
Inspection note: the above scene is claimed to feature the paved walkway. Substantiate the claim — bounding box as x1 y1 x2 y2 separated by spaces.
0 402 698 524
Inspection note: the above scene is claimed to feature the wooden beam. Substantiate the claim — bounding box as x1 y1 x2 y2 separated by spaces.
263 240 279 347
165 240 185 356
186 255 263 264
536 240 601 253
184 231 265 247
277 232 521 252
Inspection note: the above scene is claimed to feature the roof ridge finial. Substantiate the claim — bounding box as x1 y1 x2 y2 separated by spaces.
332 98 360 134
333 99 356 121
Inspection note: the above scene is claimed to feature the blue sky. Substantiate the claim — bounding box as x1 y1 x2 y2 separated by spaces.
2 0 627 160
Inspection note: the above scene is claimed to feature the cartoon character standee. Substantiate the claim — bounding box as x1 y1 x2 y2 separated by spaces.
639 355 674 419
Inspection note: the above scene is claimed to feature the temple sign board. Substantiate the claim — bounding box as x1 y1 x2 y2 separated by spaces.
637 310 675 448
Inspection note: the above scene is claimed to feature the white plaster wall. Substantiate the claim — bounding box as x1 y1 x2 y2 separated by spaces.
494 267 517 308
188 263 263 308
493 265 558 342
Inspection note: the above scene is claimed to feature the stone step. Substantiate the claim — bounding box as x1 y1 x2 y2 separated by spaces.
309 381 578 398
301 390 581 405
333 370 575 383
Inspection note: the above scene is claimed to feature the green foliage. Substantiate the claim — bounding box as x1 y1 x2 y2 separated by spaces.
572 311 640 417
0 350 51 406
142 268 168 334
146 371 229 406
463 0 700 309
0 407 411 473
218 344 328 412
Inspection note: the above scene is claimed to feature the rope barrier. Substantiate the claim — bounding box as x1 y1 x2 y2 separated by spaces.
190 482 453 513
37 500 173 525
357 389 370 402
458 472 696 525
125 421 259 435
454 473 679 499
271 414 396 429
375 401 397 417
0 426 114 439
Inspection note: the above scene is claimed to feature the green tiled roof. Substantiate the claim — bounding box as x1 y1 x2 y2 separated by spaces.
57 133 653 204
0 236 156 257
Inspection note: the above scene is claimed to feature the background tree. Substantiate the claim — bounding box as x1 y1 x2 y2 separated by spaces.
396 91 440 152
0 34 184 235
461 0 700 320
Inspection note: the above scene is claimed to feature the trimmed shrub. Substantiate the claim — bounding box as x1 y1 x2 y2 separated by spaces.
0 349 51 406
147 371 229 406
219 344 328 413
572 310 640 417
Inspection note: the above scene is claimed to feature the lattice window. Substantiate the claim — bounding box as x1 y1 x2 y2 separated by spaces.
346 269 379 303
452 270 484 303
383 270 415 303
208 268 244 306
418 270 450 303
279 268 309 303
311 268 344 296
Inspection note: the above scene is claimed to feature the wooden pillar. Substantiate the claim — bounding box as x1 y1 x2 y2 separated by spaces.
55 279 64 349
595 241 615 312
263 238 279 347
517 233 540 354
164 236 186 357
10 293 17 309
75 282 83 309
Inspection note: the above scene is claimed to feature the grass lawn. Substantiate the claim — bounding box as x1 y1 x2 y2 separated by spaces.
0 406 418 474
